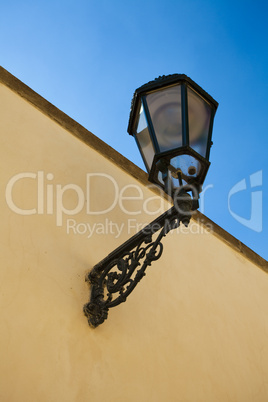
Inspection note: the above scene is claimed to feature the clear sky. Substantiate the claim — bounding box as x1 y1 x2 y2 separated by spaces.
1 0 267 260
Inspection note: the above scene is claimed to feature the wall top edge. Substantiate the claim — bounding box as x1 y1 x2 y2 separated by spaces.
0 66 267 272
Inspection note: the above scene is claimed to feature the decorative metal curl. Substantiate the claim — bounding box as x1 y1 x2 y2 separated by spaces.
83 192 193 328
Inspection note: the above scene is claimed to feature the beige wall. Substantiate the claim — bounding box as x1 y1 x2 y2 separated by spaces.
1 74 268 402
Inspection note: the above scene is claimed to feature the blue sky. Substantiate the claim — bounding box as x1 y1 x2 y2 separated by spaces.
1 0 267 260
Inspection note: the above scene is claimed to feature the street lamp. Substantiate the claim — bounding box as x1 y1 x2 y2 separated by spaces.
128 74 218 201
84 74 218 328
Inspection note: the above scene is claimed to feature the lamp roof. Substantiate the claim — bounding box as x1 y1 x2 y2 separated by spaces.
127 74 218 136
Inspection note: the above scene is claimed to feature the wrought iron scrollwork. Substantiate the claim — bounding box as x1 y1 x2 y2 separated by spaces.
84 221 173 328
83 189 194 328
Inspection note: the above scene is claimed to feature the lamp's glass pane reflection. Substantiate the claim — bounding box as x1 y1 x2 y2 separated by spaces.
188 87 211 158
146 85 182 152
135 103 155 171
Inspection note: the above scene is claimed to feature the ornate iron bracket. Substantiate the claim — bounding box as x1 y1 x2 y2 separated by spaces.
83 190 193 328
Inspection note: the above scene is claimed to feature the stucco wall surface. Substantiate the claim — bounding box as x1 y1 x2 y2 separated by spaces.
1 79 268 402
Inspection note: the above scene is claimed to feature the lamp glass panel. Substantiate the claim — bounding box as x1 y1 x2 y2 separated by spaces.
187 87 211 158
135 102 155 171
146 85 182 152
170 154 202 183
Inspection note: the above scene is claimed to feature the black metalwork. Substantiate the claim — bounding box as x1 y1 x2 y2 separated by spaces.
83 189 193 328
127 74 218 192
83 75 218 328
